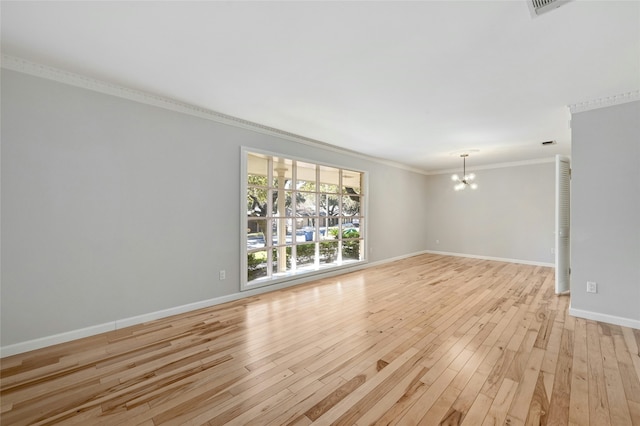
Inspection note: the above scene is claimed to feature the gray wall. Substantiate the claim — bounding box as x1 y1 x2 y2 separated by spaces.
424 162 555 264
571 100 640 324
0 67 567 352
1 70 430 347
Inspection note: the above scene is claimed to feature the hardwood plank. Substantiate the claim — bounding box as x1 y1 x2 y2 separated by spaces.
524 370 550 426
600 334 633 426
459 392 493 426
310 347 420 425
504 347 545 426
569 318 590 426
546 327 573 426
265 376 345 426
621 327 640 380
628 400 640 426
480 378 518 426
612 332 640 404
395 368 458 425
586 321 611 426
353 364 428 426
304 374 366 421
411 379 460 426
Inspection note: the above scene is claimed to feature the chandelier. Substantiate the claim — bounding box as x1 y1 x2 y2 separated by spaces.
451 154 478 191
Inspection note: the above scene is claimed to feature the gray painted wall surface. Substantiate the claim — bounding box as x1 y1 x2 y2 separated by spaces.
571 101 640 322
1 69 564 349
1 70 430 346
425 162 555 264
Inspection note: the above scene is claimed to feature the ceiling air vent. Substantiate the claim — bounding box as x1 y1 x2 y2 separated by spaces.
528 0 572 17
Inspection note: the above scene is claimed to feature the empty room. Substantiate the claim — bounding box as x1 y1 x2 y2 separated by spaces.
1 1 639 425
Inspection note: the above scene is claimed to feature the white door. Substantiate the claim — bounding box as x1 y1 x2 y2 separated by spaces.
555 155 571 294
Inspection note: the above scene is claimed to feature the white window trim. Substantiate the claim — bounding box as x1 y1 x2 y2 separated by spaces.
240 146 368 291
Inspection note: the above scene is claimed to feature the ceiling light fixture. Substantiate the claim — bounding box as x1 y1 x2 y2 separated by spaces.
451 154 478 191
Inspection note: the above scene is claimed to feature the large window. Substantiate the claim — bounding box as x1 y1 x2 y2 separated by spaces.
242 150 365 289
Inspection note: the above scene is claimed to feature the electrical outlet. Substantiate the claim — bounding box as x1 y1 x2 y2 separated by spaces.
436 239 440 244
551 247 555 255
219 270 226 280
586 281 597 293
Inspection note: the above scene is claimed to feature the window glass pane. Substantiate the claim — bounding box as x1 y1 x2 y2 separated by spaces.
296 220 316 242
295 243 316 267
297 161 316 191
314 215 332 240
272 191 295 217
342 240 362 261
341 194 360 216
248 250 268 282
352 217 362 230
272 158 293 188
296 192 317 217
320 194 340 221
272 217 290 243
319 165 339 193
319 241 338 265
248 153 268 183
341 223 360 240
271 190 284 216
324 225 339 241
285 192 296 217
247 187 268 217
273 247 292 275
247 220 267 250
342 170 362 194
247 218 268 234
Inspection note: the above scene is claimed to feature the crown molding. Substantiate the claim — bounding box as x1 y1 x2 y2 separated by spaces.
568 90 640 114
1 54 430 176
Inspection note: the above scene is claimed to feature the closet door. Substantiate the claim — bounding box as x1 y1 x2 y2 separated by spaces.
555 155 571 294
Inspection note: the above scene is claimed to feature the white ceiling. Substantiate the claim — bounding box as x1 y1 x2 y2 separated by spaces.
2 1 638 172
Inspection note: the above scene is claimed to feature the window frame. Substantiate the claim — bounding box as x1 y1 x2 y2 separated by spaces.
241 147 367 291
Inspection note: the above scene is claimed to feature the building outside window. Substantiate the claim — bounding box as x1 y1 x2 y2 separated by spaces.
243 150 365 289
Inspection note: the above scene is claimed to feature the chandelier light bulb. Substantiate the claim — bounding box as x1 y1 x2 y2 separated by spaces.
471 183 478 190
451 174 459 181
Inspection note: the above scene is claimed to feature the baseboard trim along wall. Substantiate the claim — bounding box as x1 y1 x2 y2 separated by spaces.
4 251 438 357
0 250 579 358
424 250 555 268
1 252 425 358
569 307 640 330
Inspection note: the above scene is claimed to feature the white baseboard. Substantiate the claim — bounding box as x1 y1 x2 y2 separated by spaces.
0 323 116 358
0 250 552 358
424 250 555 267
1 255 403 357
569 307 640 330
364 250 431 268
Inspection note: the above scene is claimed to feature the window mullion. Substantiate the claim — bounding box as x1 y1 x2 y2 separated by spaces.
291 161 297 272
337 170 343 264
266 157 273 279
314 165 320 268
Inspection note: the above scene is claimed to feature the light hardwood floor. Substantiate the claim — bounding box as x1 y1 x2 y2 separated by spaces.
2 254 639 425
